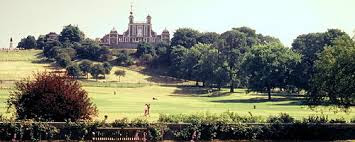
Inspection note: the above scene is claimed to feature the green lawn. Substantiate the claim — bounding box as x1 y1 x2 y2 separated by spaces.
0 50 353 122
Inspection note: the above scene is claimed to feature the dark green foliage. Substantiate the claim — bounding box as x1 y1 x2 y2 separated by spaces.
197 32 219 44
308 37 355 108
242 43 301 100
291 29 350 90
17 35 37 49
102 62 112 78
66 63 81 78
59 25 84 43
90 64 105 80
171 28 200 48
267 113 295 123
79 60 93 79
36 35 46 50
43 40 62 57
136 42 156 57
115 51 134 66
55 53 72 68
7 72 98 121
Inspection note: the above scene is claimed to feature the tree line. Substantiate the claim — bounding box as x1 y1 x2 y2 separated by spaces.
135 27 354 109
17 25 354 108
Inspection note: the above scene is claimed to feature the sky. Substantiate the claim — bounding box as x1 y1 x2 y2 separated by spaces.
0 0 354 48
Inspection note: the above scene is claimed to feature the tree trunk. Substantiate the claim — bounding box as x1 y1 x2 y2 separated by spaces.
218 83 221 91
119 76 121 82
202 81 205 87
87 73 89 79
267 87 271 100
230 82 234 93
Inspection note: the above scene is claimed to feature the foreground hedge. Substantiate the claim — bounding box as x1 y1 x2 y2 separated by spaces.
0 121 353 141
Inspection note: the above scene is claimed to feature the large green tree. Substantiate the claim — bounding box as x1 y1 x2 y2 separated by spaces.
79 60 93 79
242 43 301 100
171 28 200 48
136 42 156 57
59 25 84 43
66 63 81 78
197 32 219 44
308 36 355 109
17 35 37 49
291 29 350 90
90 64 105 80
219 29 249 92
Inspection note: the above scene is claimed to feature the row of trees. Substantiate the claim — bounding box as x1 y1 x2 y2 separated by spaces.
66 60 112 80
18 25 113 68
139 27 354 108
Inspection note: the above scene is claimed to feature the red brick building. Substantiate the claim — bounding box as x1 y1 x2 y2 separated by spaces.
101 11 170 48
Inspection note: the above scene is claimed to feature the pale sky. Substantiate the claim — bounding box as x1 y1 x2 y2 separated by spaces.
0 0 354 48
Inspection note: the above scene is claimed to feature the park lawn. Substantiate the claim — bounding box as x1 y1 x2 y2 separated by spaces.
0 50 353 122
84 85 354 122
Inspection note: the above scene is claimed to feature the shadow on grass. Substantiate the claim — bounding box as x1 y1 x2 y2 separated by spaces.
170 86 244 98
137 66 188 85
211 94 306 106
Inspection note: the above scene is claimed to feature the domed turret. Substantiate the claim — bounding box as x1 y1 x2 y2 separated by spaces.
146 14 152 24
129 13 134 24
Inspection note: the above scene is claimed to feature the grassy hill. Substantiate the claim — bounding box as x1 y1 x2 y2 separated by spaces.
0 50 353 122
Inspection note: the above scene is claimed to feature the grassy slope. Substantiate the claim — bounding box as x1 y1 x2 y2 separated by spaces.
0 50 353 122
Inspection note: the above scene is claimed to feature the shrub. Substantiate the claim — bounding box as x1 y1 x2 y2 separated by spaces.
55 53 72 68
79 60 93 79
66 63 81 78
303 115 328 123
7 72 98 121
116 51 134 66
267 113 295 123
329 117 346 123
90 64 105 80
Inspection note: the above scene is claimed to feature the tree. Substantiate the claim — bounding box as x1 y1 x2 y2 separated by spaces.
59 25 84 43
291 29 350 90
136 42 156 57
242 43 301 100
79 60 93 79
197 32 219 44
55 53 72 68
103 62 112 78
66 63 81 78
116 51 134 66
90 64 105 80
7 72 97 121
171 28 200 48
114 70 126 82
169 46 189 78
36 35 46 50
308 37 355 109
219 30 248 92
76 39 102 61
17 35 37 49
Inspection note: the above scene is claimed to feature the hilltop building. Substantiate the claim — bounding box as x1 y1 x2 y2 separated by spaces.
100 10 170 48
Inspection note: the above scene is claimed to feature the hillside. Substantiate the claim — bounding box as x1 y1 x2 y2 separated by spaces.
0 50 353 122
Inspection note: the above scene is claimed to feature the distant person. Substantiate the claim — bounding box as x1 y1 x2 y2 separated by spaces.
102 115 108 127
144 104 148 116
114 91 116 95
147 104 151 116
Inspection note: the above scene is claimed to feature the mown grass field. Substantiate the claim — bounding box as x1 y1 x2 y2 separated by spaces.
0 50 353 122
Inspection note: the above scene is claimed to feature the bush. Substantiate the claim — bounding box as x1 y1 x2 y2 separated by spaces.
55 53 72 68
116 51 134 66
66 63 81 78
303 115 328 123
7 72 98 121
267 113 295 123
